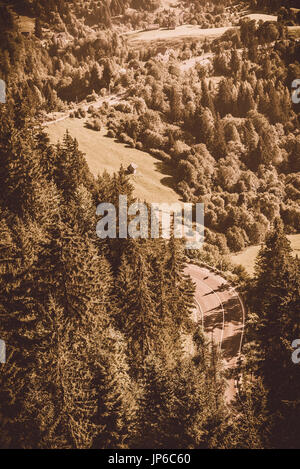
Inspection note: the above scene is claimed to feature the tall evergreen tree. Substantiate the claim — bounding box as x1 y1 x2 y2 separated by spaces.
247 219 300 448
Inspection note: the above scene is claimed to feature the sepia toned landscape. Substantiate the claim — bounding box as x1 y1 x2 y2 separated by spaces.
0 0 299 451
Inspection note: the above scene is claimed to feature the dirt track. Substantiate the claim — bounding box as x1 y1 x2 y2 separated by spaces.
184 264 245 401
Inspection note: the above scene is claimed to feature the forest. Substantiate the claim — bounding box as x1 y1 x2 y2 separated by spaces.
0 0 299 450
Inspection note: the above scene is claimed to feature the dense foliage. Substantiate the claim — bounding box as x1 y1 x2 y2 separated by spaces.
105 18 300 252
0 0 299 449
0 93 231 449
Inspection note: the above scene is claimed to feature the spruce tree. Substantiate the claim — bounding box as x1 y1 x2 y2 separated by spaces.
115 245 158 375
247 219 300 448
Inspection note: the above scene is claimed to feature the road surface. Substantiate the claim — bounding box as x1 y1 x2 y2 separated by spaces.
184 264 245 401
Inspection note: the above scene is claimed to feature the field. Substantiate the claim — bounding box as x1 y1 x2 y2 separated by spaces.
230 234 300 276
125 25 234 44
18 14 35 33
160 0 178 7
288 26 300 39
125 11 279 46
241 13 277 22
46 118 182 205
0 0 35 32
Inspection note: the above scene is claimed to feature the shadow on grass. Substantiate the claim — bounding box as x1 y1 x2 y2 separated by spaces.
154 160 184 202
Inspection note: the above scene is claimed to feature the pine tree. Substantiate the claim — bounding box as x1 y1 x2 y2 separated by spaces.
0 215 47 448
231 374 270 449
212 115 227 160
95 167 135 271
216 79 233 117
134 353 176 449
201 79 215 114
34 18 43 39
54 131 93 202
247 219 300 448
115 245 158 375
170 84 183 122
0 98 42 215
164 236 195 331
150 247 182 364
135 328 229 449
237 82 255 117
92 328 138 449
230 48 241 77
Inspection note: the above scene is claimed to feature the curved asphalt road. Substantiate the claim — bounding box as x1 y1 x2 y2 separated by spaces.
184 264 245 402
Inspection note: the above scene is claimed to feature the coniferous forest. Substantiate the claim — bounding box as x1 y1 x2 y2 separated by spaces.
0 0 300 450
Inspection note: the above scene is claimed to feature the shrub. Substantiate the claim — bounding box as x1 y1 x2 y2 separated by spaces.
78 107 86 118
226 226 247 252
135 141 143 150
119 132 128 143
142 129 166 149
114 102 133 113
86 92 98 102
124 136 134 147
86 118 101 131
107 129 116 138
171 140 191 160
149 149 172 162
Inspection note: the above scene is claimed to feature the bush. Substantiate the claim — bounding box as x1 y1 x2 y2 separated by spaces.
124 136 134 147
114 102 133 113
171 140 191 160
142 129 166 149
86 118 101 131
78 107 86 118
86 92 98 102
119 132 128 143
135 141 143 150
226 226 247 252
107 129 116 138
118 132 134 146
149 149 172 162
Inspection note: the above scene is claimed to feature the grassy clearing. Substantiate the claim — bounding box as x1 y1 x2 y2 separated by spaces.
288 26 300 39
241 13 277 22
18 15 35 33
230 234 300 276
0 0 35 32
161 0 178 6
46 117 182 205
125 24 233 44
125 11 279 46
